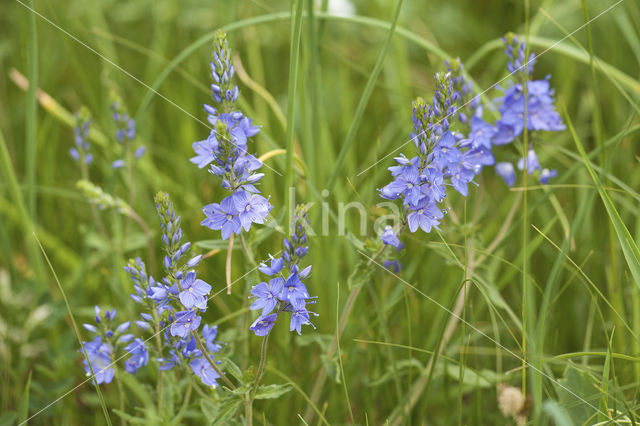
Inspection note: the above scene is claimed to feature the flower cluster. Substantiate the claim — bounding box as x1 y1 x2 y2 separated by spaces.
119 192 225 387
249 206 317 336
110 99 145 169
191 30 272 240
69 108 93 166
493 34 565 186
84 193 222 386
378 33 565 249
379 72 494 234
80 306 148 385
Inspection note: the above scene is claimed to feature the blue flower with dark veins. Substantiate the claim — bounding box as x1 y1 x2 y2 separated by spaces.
178 271 212 310
170 310 202 338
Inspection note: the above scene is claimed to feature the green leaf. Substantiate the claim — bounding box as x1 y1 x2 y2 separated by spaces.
195 239 241 250
211 397 242 425
542 400 574 426
566 107 640 289
199 398 218 418
218 357 244 383
554 364 601 424
253 383 293 400
440 364 497 390
18 371 32 423
367 359 423 387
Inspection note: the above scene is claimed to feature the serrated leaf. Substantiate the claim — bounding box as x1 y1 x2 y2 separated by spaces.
253 383 293 400
199 398 218 418
347 261 373 290
218 357 244 383
211 397 241 425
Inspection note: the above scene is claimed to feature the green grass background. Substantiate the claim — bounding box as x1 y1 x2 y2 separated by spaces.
2 0 640 424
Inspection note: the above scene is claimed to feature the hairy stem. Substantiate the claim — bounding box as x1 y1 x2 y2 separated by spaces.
246 332 271 426
226 234 234 294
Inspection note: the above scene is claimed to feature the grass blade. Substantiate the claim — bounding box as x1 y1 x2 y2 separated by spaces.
31 233 112 426
326 0 403 191
284 0 304 220
564 105 640 289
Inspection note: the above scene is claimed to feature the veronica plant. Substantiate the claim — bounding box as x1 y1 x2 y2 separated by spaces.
79 306 147 385
249 205 317 336
493 33 565 186
192 31 271 242
379 72 494 243
124 192 228 388
110 96 145 169
69 107 93 170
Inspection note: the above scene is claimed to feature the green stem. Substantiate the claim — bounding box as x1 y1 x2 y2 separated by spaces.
522 0 531 399
246 332 272 426
115 374 126 426
151 309 163 416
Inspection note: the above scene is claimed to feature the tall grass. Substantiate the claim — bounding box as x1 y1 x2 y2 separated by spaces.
2 0 640 424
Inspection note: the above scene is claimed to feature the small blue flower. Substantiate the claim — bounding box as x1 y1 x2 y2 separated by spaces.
170 310 202 338
465 116 496 150
81 336 114 385
381 226 401 249
540 168 557 184
202 324 223 353
134 145 146 159
495 162 516 187
384 259 402 272
112 159 125 169
250 278 284 315
407 199 444 233
201 196 242 240
233 190 271 232
178 271 212 310
289 305 317 335
249 313 278 337
190 356 221 387
258 256 284 276
517 149 541 174
124 338 148 374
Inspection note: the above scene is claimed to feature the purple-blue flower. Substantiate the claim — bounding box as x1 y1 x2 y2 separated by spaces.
258 256 284 276
170 310 202 338
407 199 444 233
178 271 212 310
201 196 242 240
190 356 221 387
381 226 401 249
81 336 114 385
202 325 223 353
250 278 284 315
249 313 278 337
124 338 148 374
495 162 516 187
233 190 271 231
540 168 557 184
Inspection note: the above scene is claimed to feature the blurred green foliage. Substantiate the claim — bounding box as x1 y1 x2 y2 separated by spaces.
2 0 640 424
